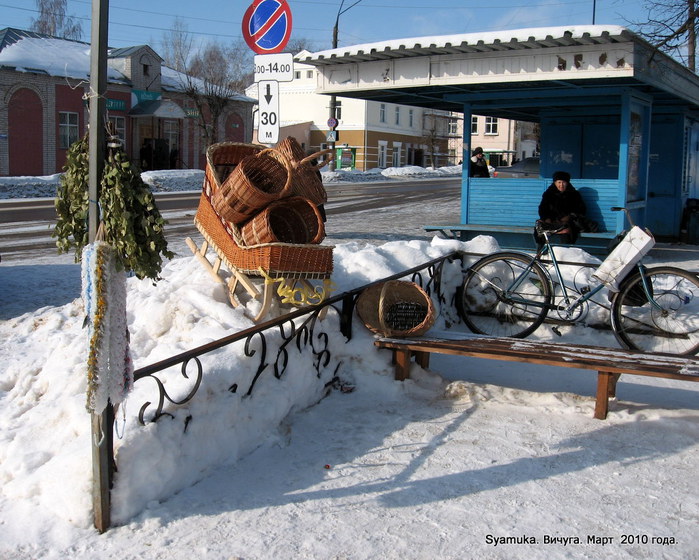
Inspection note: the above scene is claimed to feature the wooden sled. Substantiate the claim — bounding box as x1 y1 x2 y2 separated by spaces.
188 142 334 322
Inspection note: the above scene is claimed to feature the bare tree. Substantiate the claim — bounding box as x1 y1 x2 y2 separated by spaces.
159 19 317 145
31 0 82 40
159 17 192 73
630 0 698 71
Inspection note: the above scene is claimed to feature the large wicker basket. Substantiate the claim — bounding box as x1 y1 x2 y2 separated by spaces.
276 136 332 206
195 152 333 279
240 196 325 246
356 280 435 337
205 142 266 185
212 148 293 225
195 192 333 279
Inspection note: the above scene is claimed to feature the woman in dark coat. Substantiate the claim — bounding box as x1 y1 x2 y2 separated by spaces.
469 147 490 178
538 171 586 244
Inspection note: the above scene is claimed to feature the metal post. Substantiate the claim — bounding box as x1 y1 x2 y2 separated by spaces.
328 1 362 171
328 18 339 171
88 0 113 534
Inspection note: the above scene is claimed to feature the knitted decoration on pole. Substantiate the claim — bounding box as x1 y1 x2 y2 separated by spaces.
82 241 133 413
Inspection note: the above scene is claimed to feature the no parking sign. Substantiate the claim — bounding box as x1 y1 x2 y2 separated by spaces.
242 0 293 54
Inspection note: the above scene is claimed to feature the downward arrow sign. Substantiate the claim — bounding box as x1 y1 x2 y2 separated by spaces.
264 84 273 104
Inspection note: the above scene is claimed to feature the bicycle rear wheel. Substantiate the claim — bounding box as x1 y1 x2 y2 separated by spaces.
610 267 699 355
458 252 552 338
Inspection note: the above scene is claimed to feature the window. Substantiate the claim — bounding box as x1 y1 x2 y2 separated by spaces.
108 116 126 150
378 143 387 167
395 106 400 125
59 111 79 149
448 119 458 135
392 145 400 166
163 120 179 167
143 63 150 77
335 100 342 120
409 109 414 127
471 116 478 134
294 70 301 79
485 117 499 135
306 70 313 78
379 103 386 123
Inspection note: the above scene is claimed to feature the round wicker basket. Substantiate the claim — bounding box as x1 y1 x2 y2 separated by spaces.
212 148 293 224
356 280 435 337
239 196 325 246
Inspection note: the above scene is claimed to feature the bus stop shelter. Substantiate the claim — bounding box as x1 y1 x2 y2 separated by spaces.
299 25 699 249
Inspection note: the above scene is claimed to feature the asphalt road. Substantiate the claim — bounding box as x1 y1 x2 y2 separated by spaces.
0 177 462 262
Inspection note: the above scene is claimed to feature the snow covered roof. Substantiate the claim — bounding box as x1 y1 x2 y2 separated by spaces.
0 27 255 103
0 28 128 84
298 25 699 118
298 25 636 66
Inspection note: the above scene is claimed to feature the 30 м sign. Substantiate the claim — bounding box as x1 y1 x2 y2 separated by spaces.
253 53 293 145
257 80 280 144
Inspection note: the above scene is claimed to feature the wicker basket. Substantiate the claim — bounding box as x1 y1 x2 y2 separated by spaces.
194 190 334 279
205 142 266 184
212 148 293 224
356 280 435 337
240 196 325 246
276 136 332 205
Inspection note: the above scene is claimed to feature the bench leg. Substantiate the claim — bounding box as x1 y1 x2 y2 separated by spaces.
394 349 411 381
413 350 430 369
594 371 620 420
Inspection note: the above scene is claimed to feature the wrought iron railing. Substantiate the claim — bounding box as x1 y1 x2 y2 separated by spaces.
94 250 464 532
131 251 460 424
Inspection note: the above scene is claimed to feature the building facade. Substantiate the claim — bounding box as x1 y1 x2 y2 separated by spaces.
247 52 525 171
0 28 255 177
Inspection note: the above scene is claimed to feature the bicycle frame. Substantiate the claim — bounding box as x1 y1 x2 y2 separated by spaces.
531 229 658 317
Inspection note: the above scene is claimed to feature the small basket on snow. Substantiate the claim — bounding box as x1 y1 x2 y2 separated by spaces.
356 280 435 337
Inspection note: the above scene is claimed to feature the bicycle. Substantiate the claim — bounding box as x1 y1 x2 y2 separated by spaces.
456 207 699 355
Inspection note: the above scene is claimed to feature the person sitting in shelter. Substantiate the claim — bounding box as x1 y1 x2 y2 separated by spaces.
537 171 587 244
469 147 490 178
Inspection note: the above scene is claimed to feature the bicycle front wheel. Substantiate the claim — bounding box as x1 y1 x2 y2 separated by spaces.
458 252 552 338
610 267 699 355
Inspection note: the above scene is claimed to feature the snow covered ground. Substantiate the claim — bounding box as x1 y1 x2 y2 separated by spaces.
1 166 698 559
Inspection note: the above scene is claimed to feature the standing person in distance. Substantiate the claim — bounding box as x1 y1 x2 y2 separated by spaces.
469 147 490 178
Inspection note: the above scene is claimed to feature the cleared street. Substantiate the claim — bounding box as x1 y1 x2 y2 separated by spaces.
0 178 461 262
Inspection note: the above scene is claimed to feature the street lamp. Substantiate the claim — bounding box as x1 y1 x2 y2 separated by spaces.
328 0 362 170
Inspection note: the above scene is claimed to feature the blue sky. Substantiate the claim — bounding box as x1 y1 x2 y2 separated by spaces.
1 0 646 52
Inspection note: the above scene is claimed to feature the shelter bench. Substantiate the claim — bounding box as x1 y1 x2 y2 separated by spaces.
424 223 616 239
374 336 699 419
423 224 615 254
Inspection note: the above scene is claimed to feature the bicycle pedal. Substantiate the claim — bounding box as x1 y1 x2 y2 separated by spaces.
551 326 562 337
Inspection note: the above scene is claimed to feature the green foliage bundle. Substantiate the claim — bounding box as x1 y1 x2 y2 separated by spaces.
54 134 174 280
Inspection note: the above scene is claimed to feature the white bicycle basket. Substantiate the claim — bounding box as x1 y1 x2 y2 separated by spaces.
592 226 655 291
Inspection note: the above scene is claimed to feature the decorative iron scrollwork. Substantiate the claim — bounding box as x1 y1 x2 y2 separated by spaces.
137 356 203 425
131 252 459 424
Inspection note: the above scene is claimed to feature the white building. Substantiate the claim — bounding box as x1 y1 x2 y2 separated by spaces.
247 51 523 170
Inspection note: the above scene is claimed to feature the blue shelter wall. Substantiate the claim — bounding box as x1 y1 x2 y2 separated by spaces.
466 178 618 232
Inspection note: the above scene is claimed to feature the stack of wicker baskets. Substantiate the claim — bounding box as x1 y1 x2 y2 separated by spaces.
194 138 334 280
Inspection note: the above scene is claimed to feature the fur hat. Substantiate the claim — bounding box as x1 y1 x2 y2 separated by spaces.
472 146 484 156
552 171 571 183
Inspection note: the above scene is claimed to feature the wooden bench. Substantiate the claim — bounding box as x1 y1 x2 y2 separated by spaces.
374 336 699 419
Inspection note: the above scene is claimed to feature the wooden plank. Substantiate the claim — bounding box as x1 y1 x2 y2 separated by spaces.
375 337 699 381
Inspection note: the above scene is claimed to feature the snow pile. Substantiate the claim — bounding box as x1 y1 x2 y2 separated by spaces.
1 179 698 559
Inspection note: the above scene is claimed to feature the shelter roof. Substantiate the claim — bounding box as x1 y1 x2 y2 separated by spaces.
298 25 699 121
